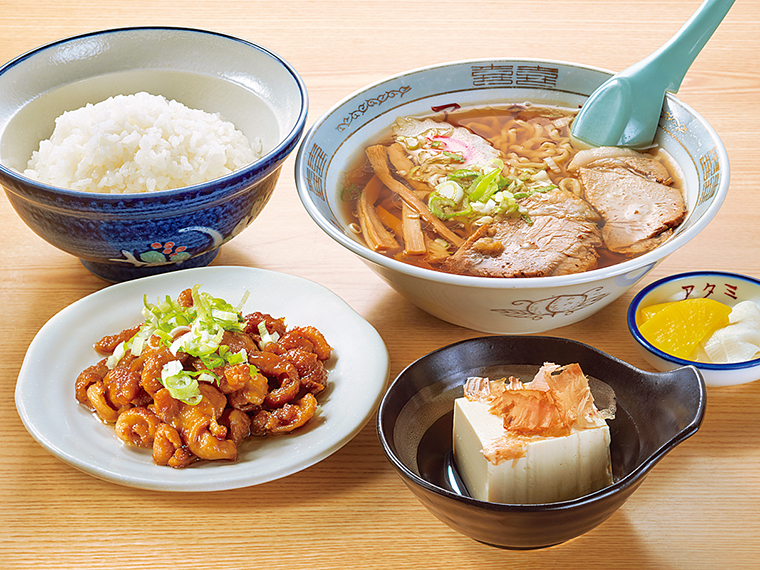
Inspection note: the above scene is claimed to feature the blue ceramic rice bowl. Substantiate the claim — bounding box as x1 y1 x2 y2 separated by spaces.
0 27 308 281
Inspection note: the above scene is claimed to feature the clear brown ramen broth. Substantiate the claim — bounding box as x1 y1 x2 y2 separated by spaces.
339 104 685 277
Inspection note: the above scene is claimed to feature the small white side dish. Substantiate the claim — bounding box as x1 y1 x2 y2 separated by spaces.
15 266 390 491
628 271 760 387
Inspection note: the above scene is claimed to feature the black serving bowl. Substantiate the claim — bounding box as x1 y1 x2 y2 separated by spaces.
376 336 706 549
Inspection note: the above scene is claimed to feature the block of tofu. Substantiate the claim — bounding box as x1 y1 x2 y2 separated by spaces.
453 397 612 504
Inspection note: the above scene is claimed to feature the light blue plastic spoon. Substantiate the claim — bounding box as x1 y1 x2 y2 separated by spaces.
571 0 734 149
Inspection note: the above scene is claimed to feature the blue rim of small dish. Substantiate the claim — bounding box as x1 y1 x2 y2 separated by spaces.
627 271 760 370
0 26 309 199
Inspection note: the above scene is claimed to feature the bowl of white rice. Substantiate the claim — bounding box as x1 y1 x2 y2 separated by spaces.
0 27 308 281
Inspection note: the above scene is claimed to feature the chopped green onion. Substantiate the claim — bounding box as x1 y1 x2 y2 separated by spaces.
112 285 253 403
442 151 465 163
428 193 472 220
225 349 248 366
197 371 218 384
257 321 280 348
160 360 203 405
340 184 361 202
106 341 128 370
513 184 557 200
467 168 502 203
449 169 479 180
409 153 562 225
435 180 464 203
202 351 226 370
212 309 238 321
130 332 147 357
234 290 250 313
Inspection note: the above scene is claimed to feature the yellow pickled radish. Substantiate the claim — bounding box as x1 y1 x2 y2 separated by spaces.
637 298 732 360
637 302 672 324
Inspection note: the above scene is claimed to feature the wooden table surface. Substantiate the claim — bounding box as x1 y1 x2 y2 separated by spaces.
1 1 759 568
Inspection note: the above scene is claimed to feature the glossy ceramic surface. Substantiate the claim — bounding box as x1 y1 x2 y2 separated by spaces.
295 58 729 334
377 335 705 549
570 0 734 148
16 266 390 491
628 271 760 387
0 27 308 282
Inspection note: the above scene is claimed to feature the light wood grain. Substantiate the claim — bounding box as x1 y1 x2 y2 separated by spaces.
2 1 759 568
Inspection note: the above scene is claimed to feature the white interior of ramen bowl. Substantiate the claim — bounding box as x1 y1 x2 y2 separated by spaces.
296 58 729 290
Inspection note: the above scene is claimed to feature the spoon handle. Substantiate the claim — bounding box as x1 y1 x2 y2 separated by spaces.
627 0 735 93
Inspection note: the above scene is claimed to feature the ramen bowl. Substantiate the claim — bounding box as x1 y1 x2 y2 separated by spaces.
628 271 760 387
295 58 729 333
0 27 307 282
377 335 706 549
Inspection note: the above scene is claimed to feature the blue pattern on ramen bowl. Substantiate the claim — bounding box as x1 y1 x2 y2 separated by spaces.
295 58 729 334
0 27 308 282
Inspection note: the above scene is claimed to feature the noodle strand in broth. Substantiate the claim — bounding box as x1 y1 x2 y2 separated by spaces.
341 104 685 278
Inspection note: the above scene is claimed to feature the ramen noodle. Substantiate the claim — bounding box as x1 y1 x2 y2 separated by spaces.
341 104 685 278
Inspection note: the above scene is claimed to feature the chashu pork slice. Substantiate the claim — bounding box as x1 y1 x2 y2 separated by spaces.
569 147 686 255
520 187 602 224
445 189 603 278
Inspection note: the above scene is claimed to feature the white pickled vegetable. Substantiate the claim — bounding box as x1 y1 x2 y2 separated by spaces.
702 301 760 363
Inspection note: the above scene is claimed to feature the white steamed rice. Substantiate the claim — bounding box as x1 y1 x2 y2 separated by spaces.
24 92 262 193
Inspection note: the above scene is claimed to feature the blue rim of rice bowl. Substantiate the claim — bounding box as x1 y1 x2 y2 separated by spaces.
0 26 308 199
628 271 760 370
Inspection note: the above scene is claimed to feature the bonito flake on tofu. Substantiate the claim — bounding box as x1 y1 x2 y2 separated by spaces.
464 363 609 462
454 363 614 503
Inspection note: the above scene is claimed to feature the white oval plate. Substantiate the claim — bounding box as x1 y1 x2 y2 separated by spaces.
15 266 390 491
